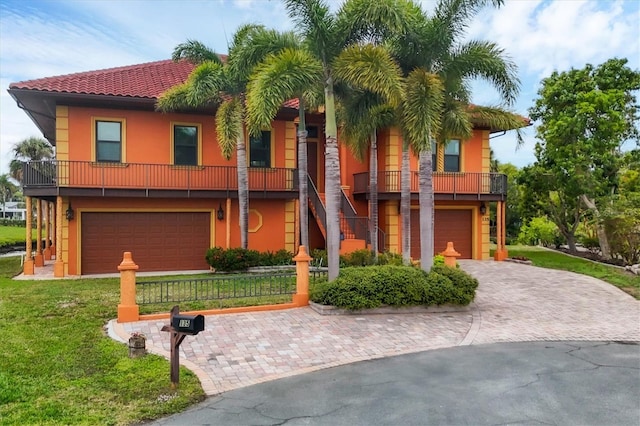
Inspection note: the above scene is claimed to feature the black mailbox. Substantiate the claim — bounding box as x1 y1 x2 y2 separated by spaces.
171 314 205 335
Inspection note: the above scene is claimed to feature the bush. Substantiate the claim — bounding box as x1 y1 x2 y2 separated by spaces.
310 264 478 310
258 249 294 266
518 216 560 247
205 247 260 271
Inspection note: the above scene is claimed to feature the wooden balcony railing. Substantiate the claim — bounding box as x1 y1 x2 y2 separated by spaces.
353 171 507 197
22 160 297 193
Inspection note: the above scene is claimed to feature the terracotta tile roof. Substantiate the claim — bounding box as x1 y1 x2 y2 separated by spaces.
9 59 197 99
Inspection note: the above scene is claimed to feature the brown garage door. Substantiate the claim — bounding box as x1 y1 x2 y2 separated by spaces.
81 212 211 274
411 209 472 260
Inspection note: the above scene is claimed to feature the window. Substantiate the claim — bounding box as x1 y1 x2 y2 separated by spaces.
431 140 437 171
444 139 460 172
174 125 198 165
96 121 122 162
249 130 272 167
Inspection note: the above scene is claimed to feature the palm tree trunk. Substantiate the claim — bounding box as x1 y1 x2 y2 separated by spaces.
401 143 411 265
237 130 249 249
324 81 341 281
369 131 378 258
297 99 309 249
419 151 434 271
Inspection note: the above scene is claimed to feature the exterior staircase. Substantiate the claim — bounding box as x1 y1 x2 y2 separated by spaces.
307 176 369 254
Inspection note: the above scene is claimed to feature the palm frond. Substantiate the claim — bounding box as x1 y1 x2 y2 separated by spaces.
215 98 243 160
172 39 222 65
285 0 336 65
401 69 444 153
333 44 403 108
437 101 472 143
468 105 528 146
186 61 228 105
155 83 193 112
245 48 323 136
335 0 414 46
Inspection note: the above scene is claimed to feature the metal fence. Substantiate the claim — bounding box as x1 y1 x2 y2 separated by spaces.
136 272 297 305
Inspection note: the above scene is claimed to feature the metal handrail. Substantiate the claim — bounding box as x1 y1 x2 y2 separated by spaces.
22 160 297 192
307 175 327 236
352 171 508 196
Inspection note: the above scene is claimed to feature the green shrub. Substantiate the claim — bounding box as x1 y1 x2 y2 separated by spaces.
376 251 405 266
258 249 294 266
310 264 478 310
342 249 376 266
518 216 560 247
205 247 261 271
0 219 27 227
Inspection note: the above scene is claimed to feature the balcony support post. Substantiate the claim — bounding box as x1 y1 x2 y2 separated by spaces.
23 196 34 275
43 201 52 260
54 196 65 277
50 202 56 257
34 199 44 267
493 200 508 261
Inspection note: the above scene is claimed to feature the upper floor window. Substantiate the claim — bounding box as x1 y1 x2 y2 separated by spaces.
173 125 198 166
96 120 122 162
249 130 272 168
444 139 460 172
431 140 437 171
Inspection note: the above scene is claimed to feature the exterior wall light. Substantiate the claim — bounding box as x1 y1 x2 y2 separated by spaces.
65 202 74 221
479 202 487 216
216 203 224 221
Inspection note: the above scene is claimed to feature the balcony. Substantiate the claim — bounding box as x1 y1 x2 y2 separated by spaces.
22 160 298 199
352 171 507 201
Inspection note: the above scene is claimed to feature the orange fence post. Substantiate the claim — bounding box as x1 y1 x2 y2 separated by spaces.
441 241 461 267
292 245 312 306
117 252 140 323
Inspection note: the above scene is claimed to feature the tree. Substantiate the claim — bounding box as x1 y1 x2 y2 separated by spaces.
10 136 54 183
527 58 640 257
0 174 18 218
381 0 521 269
246 0 405 280
158 28 299 249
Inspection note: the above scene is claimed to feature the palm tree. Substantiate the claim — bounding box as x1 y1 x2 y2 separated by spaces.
10 136 54 183
380 0 521 270
157 27 298 249
246 0 404 280
0 174 18 218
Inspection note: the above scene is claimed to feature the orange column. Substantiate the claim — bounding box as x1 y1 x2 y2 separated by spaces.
23 196 34 275
225 197 231 249
292 245 312 306
34 199 44 267
50 203 56 257
54 196 65 277
117 252 140 323
502 200 508 258
43 202 52 260
493 200 507 261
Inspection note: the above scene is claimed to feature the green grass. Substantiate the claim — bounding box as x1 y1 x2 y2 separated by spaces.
0 256 206 425
499 245 640 299
0 225 32 246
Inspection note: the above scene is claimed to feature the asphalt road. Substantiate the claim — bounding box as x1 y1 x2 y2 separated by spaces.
152 341 640 426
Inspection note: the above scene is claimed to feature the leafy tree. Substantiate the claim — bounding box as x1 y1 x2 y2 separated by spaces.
526 58 640 257
10 136 54 183
158 28 299 249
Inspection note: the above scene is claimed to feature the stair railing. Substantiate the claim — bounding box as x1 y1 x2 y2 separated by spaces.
307 175 327 235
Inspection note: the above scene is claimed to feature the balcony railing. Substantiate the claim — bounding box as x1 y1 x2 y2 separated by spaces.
22 160 297 193
353 171 507 197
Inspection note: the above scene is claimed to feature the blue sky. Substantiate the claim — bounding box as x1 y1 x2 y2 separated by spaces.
1 0 638 175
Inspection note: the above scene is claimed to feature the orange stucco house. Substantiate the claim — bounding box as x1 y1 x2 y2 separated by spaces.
9 59 513 276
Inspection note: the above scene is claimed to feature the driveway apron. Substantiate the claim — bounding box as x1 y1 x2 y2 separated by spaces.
112 260 640 396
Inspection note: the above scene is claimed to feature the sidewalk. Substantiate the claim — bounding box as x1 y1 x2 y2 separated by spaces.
109 260 640 396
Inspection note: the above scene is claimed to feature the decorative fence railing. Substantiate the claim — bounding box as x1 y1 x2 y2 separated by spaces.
22 160 297 193
353 171 507 196
136 273 297 305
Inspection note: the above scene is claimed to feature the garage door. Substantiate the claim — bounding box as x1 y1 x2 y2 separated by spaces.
411 209 472 260
81 212 211 274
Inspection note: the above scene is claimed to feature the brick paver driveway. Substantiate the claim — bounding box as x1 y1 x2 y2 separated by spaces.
112 260 639 395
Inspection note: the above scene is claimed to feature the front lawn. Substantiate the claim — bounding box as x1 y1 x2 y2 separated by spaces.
501 245 640 299
0 225 31 247
0 256 205 425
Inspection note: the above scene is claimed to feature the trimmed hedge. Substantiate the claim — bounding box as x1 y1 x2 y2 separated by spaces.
205 247 293 271
310 264 478 310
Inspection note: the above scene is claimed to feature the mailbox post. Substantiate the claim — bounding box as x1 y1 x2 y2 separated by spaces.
161 306 205 388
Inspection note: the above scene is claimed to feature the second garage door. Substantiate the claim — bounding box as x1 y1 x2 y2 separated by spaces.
81 212 211 274
411 209 473 260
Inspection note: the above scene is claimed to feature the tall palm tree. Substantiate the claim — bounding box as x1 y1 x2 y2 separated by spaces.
157 27 298 249
10 136 54 184
0 174 18 218
246 0 404 280
380 0 521 270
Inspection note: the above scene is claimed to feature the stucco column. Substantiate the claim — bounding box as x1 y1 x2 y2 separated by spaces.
23 196 34 275
501 201 508 258
34 199 44 267
117 252 140 323
494 200 507 261
292 245 312 306
225 197 231 249
50 203 56 257
43 201 52 260
54 196 65 277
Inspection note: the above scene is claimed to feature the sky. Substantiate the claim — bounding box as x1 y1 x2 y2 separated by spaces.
1 0 639 176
